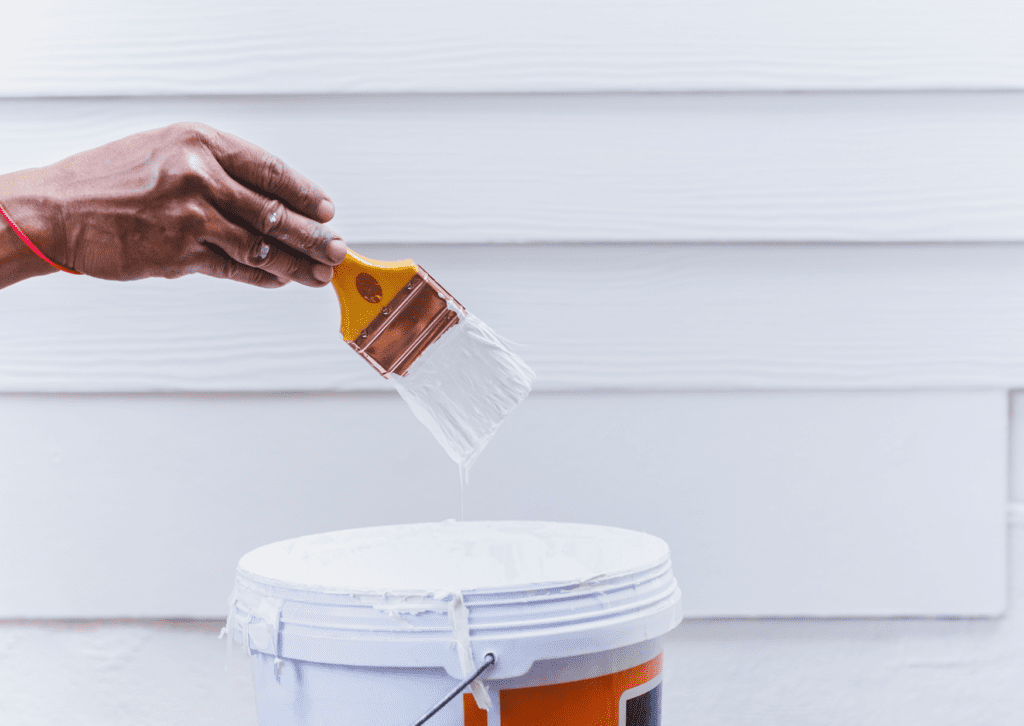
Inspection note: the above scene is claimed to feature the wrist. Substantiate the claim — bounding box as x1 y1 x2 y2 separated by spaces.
0 170 75 286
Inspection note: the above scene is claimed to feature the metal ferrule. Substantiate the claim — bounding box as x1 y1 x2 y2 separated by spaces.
348 267 465 377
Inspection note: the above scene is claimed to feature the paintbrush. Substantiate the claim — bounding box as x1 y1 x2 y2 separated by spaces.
331 250 535 472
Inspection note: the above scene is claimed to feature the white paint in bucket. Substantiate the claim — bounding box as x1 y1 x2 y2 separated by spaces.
223 521 682 725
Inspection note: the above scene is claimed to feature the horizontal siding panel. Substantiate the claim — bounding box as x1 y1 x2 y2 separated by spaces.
1 93 1022 245
9 244 1024 391
3 0 1024 95
0 390 1006 617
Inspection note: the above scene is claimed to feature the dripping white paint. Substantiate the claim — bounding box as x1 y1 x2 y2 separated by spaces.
385 308 535 513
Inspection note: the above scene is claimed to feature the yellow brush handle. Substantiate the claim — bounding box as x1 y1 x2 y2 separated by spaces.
331 250 419 342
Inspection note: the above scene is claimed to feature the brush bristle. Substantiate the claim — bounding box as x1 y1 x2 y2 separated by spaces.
387 312 535 470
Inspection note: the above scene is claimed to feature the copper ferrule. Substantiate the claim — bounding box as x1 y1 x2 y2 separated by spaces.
348 267 465 377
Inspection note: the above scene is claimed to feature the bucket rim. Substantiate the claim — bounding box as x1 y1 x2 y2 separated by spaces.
235 520 672 597
236 550 672 600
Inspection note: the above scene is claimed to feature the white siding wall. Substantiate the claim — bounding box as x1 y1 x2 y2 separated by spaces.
4 94 1023 246
0 390 1007 618
2 0 1022 722
5 0 1024 94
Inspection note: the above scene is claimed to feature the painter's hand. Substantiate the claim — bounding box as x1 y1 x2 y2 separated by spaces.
3 122 346 287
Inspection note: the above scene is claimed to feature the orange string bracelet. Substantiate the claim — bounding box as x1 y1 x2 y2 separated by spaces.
0 201 82 274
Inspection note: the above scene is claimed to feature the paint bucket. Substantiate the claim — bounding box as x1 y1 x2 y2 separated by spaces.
224 521 682 725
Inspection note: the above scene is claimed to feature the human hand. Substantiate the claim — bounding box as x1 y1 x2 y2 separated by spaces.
0 122 346 288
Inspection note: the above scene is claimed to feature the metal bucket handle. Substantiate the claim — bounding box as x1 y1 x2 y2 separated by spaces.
410 653 496 726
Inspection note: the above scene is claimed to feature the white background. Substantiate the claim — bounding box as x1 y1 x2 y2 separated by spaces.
2 0 1023 723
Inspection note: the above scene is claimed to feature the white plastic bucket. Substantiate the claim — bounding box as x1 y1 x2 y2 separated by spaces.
225 521 682 725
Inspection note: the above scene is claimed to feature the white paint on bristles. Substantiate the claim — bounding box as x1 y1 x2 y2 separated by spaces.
387 309 535 482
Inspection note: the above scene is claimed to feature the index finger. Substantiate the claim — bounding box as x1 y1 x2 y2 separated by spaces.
206 128 335 223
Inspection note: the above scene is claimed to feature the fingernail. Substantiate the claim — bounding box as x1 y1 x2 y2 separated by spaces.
313 264 334 283
318 199 335 222
328 238 347 263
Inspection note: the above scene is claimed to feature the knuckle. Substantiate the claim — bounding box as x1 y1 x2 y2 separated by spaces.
257 199 286 235
209 257 233 280
292 183 318 215
169 121 211 145
295 222 330 254
177 166 209 194
245 235 272 267
260 154 287 195
239 263 279 288
257 277 284 289
222 260 250 284
208 255 279 288
275 254 304 281
175 201 208 233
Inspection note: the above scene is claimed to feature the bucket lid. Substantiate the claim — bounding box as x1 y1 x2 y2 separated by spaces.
225 521 682 680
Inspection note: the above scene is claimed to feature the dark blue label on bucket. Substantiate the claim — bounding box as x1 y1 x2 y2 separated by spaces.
625 682 661 726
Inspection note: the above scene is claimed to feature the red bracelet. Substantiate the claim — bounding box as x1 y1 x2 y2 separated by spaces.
0 201 82 275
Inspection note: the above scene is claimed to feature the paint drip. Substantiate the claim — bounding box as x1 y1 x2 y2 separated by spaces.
387 308 535 516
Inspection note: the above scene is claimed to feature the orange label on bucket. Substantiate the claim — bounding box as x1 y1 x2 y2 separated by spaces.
464 653 663 726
